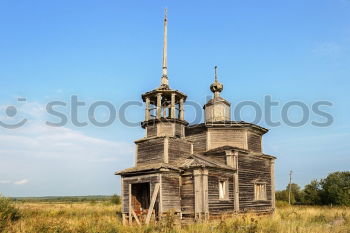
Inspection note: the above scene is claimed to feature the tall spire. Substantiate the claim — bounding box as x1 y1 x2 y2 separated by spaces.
160 8 169 88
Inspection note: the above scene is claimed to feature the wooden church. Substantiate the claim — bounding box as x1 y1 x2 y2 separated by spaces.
116 10 276 224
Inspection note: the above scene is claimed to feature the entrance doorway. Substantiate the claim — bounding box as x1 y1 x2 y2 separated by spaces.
131 182 150 215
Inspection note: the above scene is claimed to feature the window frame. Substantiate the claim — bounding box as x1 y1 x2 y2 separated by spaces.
218 179 229 200
254 182 267 201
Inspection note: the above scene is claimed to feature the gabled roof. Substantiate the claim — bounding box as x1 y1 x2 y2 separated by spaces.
203 146 276 159
115 163 181 175
186 121 269 134
115 153 236 175
179 154 235 171
203 145 248 154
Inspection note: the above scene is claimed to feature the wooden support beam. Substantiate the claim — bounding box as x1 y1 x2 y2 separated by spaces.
179 98 184 120
271 160 276 209
122 213 127 225
157 93 162 119
131 209 141 225
233 151 240 212
146 183 160 225
202 169 209 220
194 169 202 220
128 184 132 224
171 93 176 118
164 138 169 163
159 174 163 216
145 97 150 121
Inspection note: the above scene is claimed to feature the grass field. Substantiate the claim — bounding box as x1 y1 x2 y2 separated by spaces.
3 201 350 233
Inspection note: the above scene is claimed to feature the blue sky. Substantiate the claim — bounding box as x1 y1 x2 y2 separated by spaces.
0 0 349 196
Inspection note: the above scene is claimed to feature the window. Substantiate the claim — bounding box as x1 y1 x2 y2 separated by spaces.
254 183 267 200
219 180 228 199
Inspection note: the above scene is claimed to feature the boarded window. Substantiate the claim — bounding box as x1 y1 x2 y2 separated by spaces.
254 183 267 200
219 180 228 199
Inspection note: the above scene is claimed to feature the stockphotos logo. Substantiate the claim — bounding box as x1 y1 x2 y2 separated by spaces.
0 95 333 129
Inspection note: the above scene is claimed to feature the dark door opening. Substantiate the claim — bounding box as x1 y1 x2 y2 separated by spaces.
131 182 150 215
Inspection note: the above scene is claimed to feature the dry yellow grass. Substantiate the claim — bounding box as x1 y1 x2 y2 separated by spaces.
3 202 350 233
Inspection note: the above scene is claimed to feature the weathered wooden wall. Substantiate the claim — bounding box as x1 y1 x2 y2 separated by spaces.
207 168 235 215
205 151 227 165
161 172 181 212
136 138 164 165
146 125 157 137
247 131 262 152
185 127 207 153
168 138 192 164
238 153 272 212
158 122 173 136
175 123 183 137
208 129 246 150
180 171 195 217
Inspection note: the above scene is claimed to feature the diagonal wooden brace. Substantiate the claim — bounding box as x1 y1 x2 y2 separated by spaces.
145 183 160 225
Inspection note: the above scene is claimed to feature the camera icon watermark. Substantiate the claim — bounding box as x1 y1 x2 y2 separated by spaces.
0 98 28 129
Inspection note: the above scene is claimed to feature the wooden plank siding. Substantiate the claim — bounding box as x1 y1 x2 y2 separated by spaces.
168 138 192 164
205 151 227 165
238 153 272 212
180 172 195 217
175 123 183 137
207 168 235 215
185 128 207 153
158 122 174 136
208 129 247 150
161 172 181 212
146 125 157 137
136 138 164 165
247 132 262 152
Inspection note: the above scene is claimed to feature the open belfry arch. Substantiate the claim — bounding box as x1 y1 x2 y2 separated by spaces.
116 9 276 225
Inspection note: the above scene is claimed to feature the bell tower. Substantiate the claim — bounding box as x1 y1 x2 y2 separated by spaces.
141 9 188 138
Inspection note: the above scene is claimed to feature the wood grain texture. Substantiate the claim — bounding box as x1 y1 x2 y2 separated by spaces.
168 138 192 164
161 172 181 212
238 153 273 212
247 131 262 152
136 138 165 165
185 127 207 153
209 129 246 150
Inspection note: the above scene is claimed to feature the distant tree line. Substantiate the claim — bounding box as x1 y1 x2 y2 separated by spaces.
11 195 121 205
276 171 350 206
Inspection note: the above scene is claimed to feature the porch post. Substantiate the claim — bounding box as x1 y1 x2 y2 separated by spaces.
271 160 276 210
128 184 132 224
194 169 202 220
202 169 209 220
233 151 240 212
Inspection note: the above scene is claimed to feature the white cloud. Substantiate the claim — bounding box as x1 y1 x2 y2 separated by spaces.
0 179 29 185
0 123 133 161
0 100 134 196
0 101 133 161
14 179 29 185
